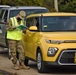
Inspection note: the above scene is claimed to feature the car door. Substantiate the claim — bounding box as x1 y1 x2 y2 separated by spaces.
0 10 8 47
0 23 7 47
25 17 39 59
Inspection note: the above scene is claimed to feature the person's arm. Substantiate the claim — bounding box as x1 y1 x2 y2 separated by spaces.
23 21 26 33
6 19 16 31
24 21 26 26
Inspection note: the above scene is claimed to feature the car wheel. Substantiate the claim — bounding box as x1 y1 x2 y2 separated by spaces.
36 50 46 73
24 58 29 66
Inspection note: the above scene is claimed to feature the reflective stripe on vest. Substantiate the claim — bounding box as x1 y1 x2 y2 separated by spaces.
7 17 24 40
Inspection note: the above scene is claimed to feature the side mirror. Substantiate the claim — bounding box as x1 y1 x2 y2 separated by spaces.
29 26 37 31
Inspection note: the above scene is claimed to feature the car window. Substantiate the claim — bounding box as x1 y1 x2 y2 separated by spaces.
26 9 49 16
9 9 49 20
33 17 39 30
0 7 3 11
26 18 34 27
26 17 39 30
0 9 5 19
42 16 76 32
3 10 8 22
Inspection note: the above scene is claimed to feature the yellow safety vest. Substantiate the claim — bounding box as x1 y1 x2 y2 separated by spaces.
7 17 24 40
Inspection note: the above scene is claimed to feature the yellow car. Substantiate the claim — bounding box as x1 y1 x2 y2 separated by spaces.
22 12 76 73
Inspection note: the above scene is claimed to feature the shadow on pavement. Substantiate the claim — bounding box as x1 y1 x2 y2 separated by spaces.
46 66 76 74
29 62 76 74
0 70 18 75
1 50 76 74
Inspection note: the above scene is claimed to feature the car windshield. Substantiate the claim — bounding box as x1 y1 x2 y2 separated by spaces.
9 9 49 20
42 16 76 32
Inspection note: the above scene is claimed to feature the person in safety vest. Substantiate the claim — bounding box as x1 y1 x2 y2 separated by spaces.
6 10 30 70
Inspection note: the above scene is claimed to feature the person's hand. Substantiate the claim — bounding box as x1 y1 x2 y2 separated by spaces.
23 28 26 31
12 26 16 30
23 28 26 33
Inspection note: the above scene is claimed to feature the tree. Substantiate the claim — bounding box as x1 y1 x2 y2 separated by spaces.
0 0 56 12
58 0 76 12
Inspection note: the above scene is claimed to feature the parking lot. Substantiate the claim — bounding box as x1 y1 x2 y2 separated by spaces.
0 49 76 75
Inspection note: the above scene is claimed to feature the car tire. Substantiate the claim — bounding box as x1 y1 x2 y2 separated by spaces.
36 50 46 73
24 58 29 66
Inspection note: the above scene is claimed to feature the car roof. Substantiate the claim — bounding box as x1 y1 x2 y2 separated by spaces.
26 12 76 18
2 6 48 10
0 5 10 7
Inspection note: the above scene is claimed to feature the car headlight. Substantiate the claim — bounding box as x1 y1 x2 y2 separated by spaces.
45 39 63 44
45 39 51 43
47 47 58 56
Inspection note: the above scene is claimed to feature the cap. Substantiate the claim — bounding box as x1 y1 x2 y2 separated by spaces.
19 11 26 19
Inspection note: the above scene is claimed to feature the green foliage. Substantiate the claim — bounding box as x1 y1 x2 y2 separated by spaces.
1 0 76 12
43 0 56 12
0 0 55 12
58 0 76 12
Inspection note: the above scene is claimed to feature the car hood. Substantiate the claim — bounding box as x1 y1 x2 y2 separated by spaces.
42 32 76 43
